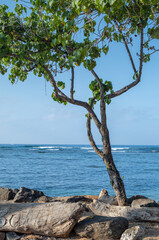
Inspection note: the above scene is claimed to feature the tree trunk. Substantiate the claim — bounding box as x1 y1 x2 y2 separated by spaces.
102 129 127 206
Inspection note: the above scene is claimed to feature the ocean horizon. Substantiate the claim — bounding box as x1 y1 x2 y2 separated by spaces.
0 144 159 201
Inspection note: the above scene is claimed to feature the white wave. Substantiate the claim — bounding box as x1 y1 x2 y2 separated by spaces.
33 146 57 149
88 150 95 153
59 147 72 149
48 149 59 151
80 147 93 150
112 150 126 153
112 147 129 151
152 150 157 153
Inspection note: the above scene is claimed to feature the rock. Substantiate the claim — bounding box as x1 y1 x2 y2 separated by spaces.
20 235 56 240
90 200 159 222
13 187 44 202
0 187 16 201
128 195 148 205
20 235 90 240
36 196 54 203
143 238 159 240
0 232 5 240
66 196 93 203
98 189 118 205
131 198 159 208
98 189 109 198
120 225 144 240
6 231 24 240
0 202 85 237
74 215 128 240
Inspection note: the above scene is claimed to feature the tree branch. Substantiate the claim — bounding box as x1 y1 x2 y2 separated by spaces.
86 97 103 158
6 52 102 133
70 67 74 100
114 20 137 74
44 66 102 132
87 114 103 158
91 69 107 136
107 24 144 99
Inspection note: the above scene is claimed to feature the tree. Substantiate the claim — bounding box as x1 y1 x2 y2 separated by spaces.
0 0 159 205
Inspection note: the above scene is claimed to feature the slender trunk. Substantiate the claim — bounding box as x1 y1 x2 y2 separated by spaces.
102 128 127 206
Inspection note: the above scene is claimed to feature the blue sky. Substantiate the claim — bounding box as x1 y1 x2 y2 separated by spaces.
0 0 159 145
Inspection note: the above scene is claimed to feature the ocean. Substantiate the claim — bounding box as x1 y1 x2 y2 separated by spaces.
0 144 159 201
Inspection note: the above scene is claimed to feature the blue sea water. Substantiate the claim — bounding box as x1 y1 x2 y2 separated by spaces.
0 144 159 201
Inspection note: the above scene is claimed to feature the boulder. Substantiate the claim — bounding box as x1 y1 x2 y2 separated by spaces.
0 232 5 240
120 225 144 240
90 200 159 222
0 187 16 201
74 215 128 240
0 202 85 237
13 187 44 202
128 195 148 205
131 198 159 208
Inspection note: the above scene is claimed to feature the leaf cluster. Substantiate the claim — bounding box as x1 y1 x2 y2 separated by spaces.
89 79 113 105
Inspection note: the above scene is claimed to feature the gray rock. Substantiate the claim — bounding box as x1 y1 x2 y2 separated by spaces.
98 189 118 205
120 225 144 240
6 231 24 240
98 189 109 198
90 200 159 222
0 187 15 201
131 198 158 208
0 232 5 240
74 215 128 240
0 202 85 237
128 195 148 205
66 196 93 203
13 187 44 202
20 235 90 240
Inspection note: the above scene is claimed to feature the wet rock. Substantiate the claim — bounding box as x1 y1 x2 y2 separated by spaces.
13 187 44 202
74 215 128 240
120 225 144 240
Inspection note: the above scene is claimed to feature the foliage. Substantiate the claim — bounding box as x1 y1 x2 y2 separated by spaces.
0 0 159 105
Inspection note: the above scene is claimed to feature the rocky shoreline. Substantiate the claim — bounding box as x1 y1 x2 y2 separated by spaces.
0 187 159 240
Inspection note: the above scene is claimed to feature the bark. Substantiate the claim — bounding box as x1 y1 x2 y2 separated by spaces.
103 145 127 206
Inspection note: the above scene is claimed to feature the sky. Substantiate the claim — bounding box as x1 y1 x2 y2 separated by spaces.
0 0 159 145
